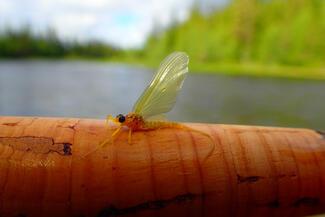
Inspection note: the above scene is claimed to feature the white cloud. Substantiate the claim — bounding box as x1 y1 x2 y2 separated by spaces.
0 0 12 12
52 13 98 40
39 0 109 9
0 0 227 48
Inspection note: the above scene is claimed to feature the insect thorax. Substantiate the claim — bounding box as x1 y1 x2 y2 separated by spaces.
125 113 145 130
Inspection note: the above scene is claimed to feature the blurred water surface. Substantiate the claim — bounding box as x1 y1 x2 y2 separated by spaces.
0 60 324 129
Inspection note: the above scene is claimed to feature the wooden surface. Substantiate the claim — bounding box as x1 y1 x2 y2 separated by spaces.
0 116 324 217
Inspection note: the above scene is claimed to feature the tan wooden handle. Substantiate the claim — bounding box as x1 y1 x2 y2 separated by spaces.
0 116 324 217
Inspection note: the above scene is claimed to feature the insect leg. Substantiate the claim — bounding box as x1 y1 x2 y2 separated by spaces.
106 114 114 125
112 126 122 138
82 126 122 158
128 128 132 144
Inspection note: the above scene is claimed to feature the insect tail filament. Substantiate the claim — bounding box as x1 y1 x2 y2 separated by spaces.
144 121 215 162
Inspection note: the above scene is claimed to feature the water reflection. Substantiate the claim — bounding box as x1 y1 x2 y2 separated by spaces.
0 60 324 129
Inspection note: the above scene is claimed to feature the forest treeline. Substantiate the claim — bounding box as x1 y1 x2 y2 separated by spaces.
143 0 325 67
0 27 119 58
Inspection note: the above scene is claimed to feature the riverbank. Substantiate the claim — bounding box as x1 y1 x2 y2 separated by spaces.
111 56 325 81
1 56 324 80
191 62 325 80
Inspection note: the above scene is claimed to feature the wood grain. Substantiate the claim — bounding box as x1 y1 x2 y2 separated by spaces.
0 116 324 217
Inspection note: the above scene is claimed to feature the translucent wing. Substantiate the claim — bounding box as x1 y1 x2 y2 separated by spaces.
132 52 189 119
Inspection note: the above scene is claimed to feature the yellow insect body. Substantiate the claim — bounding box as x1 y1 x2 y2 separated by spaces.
85 52 215 160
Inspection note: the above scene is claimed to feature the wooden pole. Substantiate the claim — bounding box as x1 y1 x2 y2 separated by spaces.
0 116 324 217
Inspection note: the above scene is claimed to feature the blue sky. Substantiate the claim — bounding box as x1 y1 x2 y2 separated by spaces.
0 0 227 48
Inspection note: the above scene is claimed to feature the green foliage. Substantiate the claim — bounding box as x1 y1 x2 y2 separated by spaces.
0 0 324 79
0 26 119 58
143 0 325 67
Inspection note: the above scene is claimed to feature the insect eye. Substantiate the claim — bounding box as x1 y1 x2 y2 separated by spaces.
116 114 125 123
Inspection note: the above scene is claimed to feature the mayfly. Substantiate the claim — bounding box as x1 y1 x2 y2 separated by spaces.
85 52 215 160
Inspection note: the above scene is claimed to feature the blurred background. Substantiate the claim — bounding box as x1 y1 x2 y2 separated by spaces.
0 0 324 129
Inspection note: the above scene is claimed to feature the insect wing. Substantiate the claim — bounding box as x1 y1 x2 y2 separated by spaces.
132 52 189 119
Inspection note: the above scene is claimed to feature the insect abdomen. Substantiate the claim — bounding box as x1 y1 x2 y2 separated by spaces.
143 121 180 130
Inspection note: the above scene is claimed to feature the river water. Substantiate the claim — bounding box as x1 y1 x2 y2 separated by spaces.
0 60 324 129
